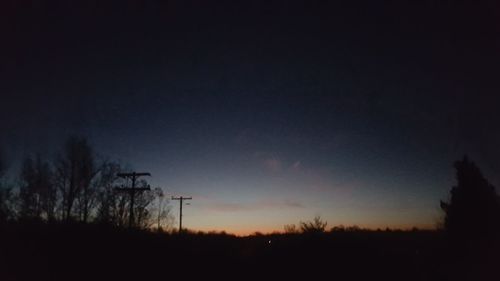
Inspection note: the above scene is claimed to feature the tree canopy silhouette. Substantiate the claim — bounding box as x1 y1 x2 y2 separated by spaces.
440 156 500 239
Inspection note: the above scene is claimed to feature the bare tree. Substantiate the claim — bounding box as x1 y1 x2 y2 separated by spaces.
55 136 98 222
95 169 153 228
152 187 174 232
132 179 155 229
36 156 56 221
94 162 123 224
0 148 4 178
75 140 99 223
0 186 13 222
18 155 56 221
0 150 14 222
18 156 40 219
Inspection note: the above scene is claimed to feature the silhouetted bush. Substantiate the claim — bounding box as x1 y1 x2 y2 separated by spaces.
283 223 299 234
300 215 327 234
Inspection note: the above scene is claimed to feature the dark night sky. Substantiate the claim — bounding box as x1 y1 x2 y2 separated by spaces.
1 1 500 234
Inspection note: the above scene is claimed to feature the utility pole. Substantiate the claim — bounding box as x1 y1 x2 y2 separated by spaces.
171 196 192 232
115 172 151 228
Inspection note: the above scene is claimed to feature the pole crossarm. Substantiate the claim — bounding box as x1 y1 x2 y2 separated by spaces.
171 196 192 200
117 172 151 178
115 187 151 192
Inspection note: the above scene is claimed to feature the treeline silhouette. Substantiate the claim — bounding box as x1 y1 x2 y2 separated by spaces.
0 136 173 230
1 139 500 280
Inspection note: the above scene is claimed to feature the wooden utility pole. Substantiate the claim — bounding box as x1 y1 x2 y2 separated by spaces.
115 172 151 227
171 196 192 232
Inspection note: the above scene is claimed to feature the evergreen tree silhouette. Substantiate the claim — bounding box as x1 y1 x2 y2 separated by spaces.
441 156 500 240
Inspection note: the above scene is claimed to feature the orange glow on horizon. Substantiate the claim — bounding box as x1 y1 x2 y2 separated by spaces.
189 223 437 236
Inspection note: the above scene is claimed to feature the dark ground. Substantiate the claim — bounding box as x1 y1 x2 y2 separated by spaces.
0 223 497 281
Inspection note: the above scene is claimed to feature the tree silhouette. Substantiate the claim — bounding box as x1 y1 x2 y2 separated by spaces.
0 148 4 178
93 167 168 230
131 179 155 229
0 150 13 222
94 162 123 225
300 216 328 234
19 157 38 219
440 156 500 239
18 155 55 220
55 136 98 221
0 137 171 229
0 187 13 223
152 187 174 232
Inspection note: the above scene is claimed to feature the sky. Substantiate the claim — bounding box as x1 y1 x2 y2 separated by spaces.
1 1 500 235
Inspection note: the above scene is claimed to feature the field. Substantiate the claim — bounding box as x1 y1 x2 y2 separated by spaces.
1 223 496 281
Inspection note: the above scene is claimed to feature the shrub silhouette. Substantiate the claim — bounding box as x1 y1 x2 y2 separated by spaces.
440 156 500 240
283 224 299 234
300 216 327 234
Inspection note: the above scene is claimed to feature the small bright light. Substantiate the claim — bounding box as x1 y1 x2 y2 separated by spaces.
268 240 271 244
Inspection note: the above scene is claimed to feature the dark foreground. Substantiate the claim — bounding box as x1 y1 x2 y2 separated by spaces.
0 223 497 281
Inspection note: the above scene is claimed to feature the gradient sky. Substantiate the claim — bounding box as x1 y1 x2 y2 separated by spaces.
2 1 500 235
